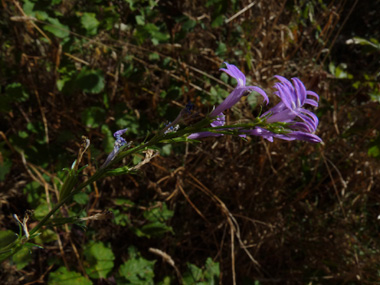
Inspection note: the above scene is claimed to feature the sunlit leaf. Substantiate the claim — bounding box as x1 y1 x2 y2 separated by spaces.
119 251 155 284
80 13 99 35
44 17 70 38
49 267 92 285
84 242 115 279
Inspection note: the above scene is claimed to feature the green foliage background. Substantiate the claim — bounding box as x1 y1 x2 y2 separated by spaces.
1 0 380 283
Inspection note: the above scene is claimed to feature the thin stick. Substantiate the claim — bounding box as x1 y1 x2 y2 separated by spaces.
149 248 182 284
177 181 209 224
225 2 256 24
230 226 236 285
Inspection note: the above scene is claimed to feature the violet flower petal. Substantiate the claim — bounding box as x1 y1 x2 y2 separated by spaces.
188 132 223 139
292 78 306 107
220 62 246 86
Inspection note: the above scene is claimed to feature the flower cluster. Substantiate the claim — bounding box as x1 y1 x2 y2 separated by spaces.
104 63 321 167
190 63 322 143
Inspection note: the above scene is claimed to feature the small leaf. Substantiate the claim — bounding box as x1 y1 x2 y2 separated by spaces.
0 159 12 181
114 198 134 206
119 251 156 284
34 203 50 220
33 229 57 244
182 263 202 284
101 125 114 153
0 230 18 249
105 166 132 176
135 15 145 25
110 209 130 226
80 13 99 35
24 243 44 249
211 15 224 27
215 42 226 56
140 222 173 237
368 145 380 158
204 257 220 283
73 192 89 205
144 203 174 222
6 83 29 102
76 68 105 94
81 106 106 128
44 17 70 38
49 266 92 285
12 246 32 270
84 242 115 279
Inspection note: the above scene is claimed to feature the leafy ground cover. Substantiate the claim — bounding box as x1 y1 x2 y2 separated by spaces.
1 0 380 284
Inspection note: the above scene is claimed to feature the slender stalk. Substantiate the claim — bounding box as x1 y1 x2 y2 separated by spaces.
27 119 212 236
29 168 107 236
28 116 279 237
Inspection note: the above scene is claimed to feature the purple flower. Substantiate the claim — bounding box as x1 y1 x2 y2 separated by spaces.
188 114 225 139
114 128 128 141
245 127 321 143
101 128 129 168
188 63 267 140
248 76 322 143
262 76 319 132
187 64 321 143
210 63 268 117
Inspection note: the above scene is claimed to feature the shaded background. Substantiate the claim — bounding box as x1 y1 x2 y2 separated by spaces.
1 0 380 284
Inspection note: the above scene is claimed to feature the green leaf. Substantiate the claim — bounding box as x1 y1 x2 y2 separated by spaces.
23 0 35 16
110 208 130 226
57 77 70 91
1 82 29 112
101 125 114 153
204 258 220 284
23 242 43 249
59 168 78 201
49 266 92 285
0 230 18 249
139 222 173 237
84 242 115 279
80 13 100 35
368 145 380 158
148 52 160 61
76 68 105 94
349 37 380 50
44 17 70 38
105 166 132 176
73 192 89 205
81 106 106 128
160 144 172 156
157 276 171 285
6 83 29 102
35 10 49 21
143 23 169 45
182 258 220 284
33 229 57 244
114 198 134 206
12 246 32 270
182 263 203 284
215 42 226 56
144 203 174 222
211 15 224 27
0 159 12 181
119 252 156 284
34 202 50 220
135 15 145 25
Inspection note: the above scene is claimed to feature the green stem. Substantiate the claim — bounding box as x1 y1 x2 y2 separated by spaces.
29 168 107 236
27 116 238 237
